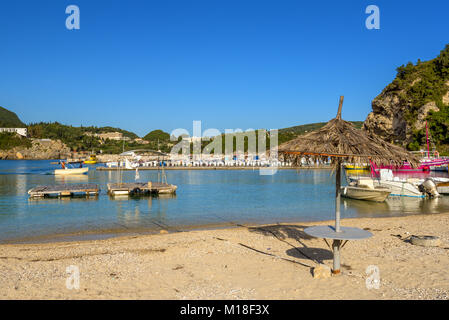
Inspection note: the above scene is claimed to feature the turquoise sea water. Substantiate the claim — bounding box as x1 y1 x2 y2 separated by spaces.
1 160 449 243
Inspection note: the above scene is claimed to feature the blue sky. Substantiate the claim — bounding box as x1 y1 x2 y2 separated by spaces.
0 0 448 137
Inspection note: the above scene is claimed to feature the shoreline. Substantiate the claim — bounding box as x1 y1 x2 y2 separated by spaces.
1 212 448 299
0 159 331 171
0 221 241 245
0 159 332 170
95 166 330 171
0 210 446 245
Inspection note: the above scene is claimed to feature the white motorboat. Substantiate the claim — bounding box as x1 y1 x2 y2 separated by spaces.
54 161 89 175
349 169 425 198
341 185 391 202
430 164 448 172
373 179 424 198
54 167 89 175
125 158 139 169
106 161 119 168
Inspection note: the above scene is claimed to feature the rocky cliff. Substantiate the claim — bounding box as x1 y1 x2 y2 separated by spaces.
363 45 449 150
0 139 71 160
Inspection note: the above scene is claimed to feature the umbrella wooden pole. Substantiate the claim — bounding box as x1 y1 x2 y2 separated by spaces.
280 95 411 277
335 160 341 233
336 96 344 119
332 239 342 274
333 160 342 274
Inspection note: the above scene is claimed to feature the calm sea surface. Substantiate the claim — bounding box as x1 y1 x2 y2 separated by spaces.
1 160 449 243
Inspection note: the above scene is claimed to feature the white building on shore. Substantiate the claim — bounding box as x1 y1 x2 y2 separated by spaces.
0 127 27 137
84 131 131 141
182 136 203 143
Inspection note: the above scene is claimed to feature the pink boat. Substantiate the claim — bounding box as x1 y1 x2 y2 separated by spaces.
371 158 449 173
371 121 449 173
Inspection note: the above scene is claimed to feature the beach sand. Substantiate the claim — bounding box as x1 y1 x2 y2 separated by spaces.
1 213 449 300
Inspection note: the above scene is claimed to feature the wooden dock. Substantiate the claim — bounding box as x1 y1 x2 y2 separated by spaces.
28 184 100 198
107 182 177 196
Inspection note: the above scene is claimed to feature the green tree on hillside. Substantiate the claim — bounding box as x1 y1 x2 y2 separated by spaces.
383 45 449 153
0 132 31 150
143 130 170 142
0 106 26 128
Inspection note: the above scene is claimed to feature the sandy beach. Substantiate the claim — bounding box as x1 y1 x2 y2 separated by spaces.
1 213 448 300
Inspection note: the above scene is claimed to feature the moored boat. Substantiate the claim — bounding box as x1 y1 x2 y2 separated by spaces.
349 170 426 198
371 122 449 173
84 154 97 164
374 179 425 197
370 156 449 173
341 185 391 202
343 163 370 171
429 163 448 172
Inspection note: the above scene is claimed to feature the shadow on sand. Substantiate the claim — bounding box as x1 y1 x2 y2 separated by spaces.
247 224 333 264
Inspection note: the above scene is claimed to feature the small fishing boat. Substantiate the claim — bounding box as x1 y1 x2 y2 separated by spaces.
84 154 97 164
343 163 370 171
349 176 425 198
54 161 89 175
371 161 431 173
54 167 89 175
341 185 391 202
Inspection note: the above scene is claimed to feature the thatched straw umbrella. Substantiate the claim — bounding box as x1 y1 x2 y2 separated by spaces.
279 96 419 274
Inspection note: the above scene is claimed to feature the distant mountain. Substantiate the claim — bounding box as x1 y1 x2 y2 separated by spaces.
0 106 26 128
1 105 366 154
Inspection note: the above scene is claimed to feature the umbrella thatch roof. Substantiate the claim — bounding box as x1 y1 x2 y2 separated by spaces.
279 97 420 167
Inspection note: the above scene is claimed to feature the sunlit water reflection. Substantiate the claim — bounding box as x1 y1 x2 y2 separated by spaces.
1 160 449 242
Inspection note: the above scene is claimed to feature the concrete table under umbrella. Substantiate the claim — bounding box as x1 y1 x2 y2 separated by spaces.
278 96 420 274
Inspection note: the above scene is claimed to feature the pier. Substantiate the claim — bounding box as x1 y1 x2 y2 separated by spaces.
96 165 328 171
28 184 100 198
107 182 177 196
